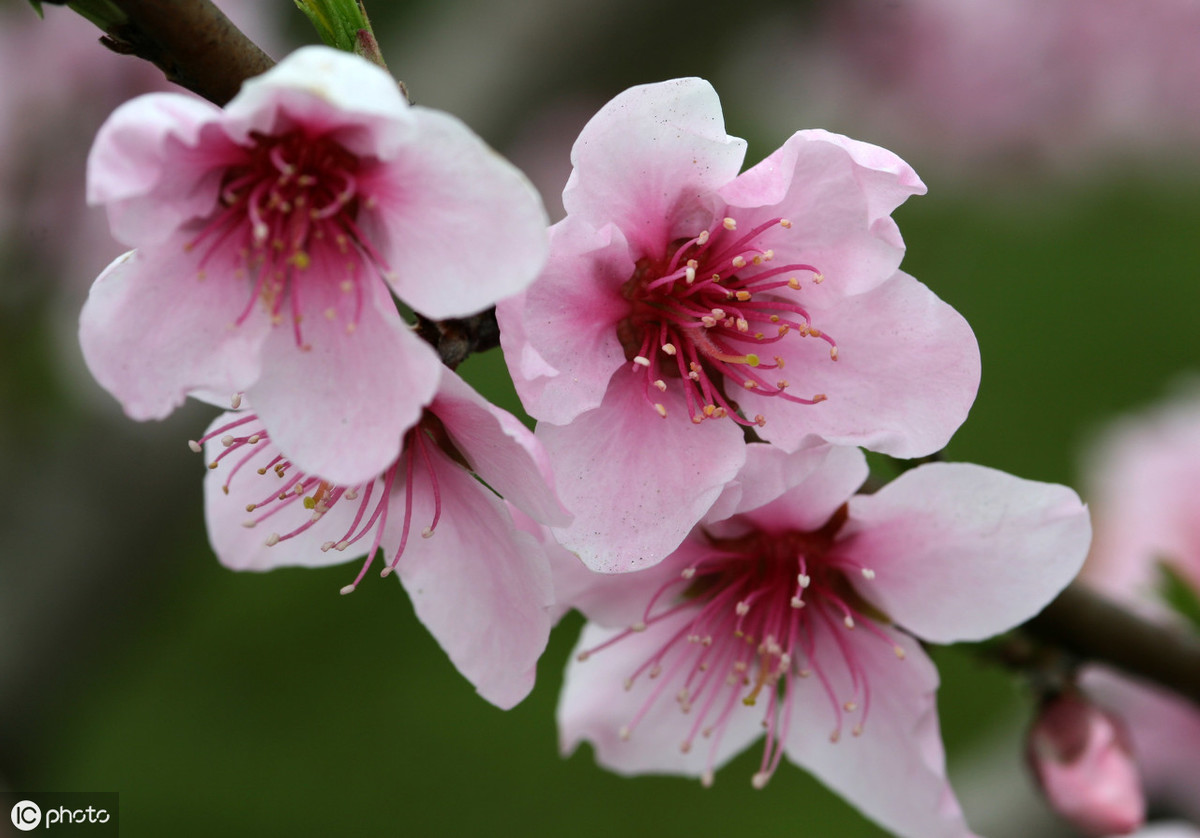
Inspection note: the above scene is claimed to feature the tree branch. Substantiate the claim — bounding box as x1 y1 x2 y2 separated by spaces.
1022 582 1200 708
98 0 275 106
414 309 501 369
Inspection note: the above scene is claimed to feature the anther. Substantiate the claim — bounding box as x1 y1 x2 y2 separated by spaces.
722 217 737 231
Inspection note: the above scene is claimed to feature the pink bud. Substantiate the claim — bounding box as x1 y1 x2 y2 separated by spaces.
1027 692 1146 836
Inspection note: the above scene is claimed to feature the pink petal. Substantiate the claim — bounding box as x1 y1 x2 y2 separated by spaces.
87 92 229 246
558 614 764 777
838 462 1092 643
386 446 554 710
79 246 268 420
358 106 550 319
719 129 926 296
743 270 980 459
429 368 571 526
538 374 746 573
562 533 714 630
705 440 869 528
221 45 415 156
783 630 978 838
1080 392 1200 604
497 219 633 424
202 418 374 571
247 279 441 487
562 78 747 256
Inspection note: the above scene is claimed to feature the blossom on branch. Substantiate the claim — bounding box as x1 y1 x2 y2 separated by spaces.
81 45 548 485
198 369 570 709
555 443 1090 838
1026 691 1145 836
498 78 979 572
1078 390 1200 821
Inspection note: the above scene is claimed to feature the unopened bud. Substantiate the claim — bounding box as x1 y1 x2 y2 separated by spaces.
1026 692 1145 836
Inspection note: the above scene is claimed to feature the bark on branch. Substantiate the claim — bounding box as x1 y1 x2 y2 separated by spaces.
1023 582 1200 708
98 0 275 106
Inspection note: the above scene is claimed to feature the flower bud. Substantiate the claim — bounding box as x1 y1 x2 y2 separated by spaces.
1027 692 1145 836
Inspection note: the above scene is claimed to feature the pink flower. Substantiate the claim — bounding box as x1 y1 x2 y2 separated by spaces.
1026 691 1145 836
81 45 548 485
498 78 979 572
727 0 1200 177
1078 390 1200 821
198 368 570 709
556 443 1089 838
1082 390 1200 606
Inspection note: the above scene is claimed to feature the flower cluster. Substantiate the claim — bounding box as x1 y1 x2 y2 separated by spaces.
80 49 1099 838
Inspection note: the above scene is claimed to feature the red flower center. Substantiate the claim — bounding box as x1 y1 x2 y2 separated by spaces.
186 129 392 349
576 505 907 788
617 213 835 427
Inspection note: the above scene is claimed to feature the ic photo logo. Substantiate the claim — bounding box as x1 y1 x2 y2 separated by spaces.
11 800 41 831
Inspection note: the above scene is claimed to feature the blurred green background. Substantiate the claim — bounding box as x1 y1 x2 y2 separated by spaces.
2 0 1198 835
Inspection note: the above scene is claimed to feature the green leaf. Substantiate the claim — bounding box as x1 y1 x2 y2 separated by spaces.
1159 560 1200 633
293 0 369 53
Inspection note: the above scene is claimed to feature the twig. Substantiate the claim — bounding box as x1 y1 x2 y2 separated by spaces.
99 0 274 106
1023 582 1200 708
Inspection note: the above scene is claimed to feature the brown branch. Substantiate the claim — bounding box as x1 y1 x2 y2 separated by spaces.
1022 582 1200 708
414 309 501 369
99 0 275 106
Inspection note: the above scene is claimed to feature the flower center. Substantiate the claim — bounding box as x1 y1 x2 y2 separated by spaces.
186 129 392 350
617 214 835 427
192 408 459 593
575 505 906 788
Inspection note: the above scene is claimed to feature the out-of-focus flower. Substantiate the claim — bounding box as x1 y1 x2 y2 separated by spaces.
556 442 1090 838
198 369 570 709
727 0 1200 177
1121 823 1200 838
81 45 548 484
499 78 978 572
1083 391 1200 605
1026 691 1145 836
1079 389 1200 821
1081 668 1200 828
